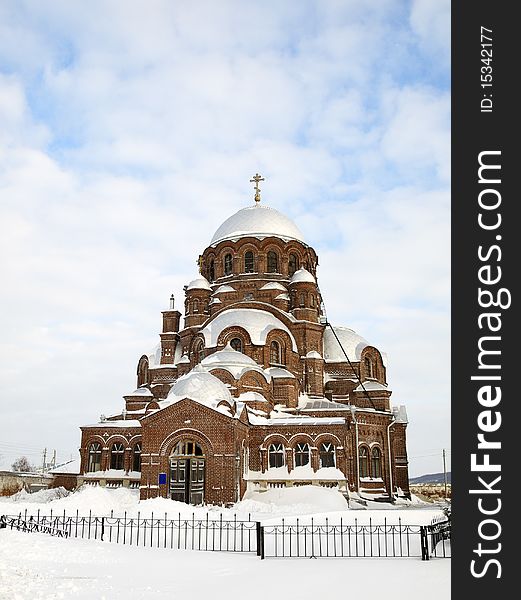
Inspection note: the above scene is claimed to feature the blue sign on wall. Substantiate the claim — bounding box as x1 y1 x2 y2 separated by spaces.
158 472 167 485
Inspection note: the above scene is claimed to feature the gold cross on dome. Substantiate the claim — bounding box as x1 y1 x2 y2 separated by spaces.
250 173 265 203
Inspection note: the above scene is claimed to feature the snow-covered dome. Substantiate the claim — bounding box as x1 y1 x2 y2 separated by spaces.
164 369 234 413
289 267 315 284
187 276 212 291
201 343 269 381
210 204 305 245
323 326 370 363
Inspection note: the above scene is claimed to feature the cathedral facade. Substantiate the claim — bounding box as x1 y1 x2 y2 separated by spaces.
78 181 410 505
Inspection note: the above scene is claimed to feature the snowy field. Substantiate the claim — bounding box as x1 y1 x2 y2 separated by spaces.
0 486 450 599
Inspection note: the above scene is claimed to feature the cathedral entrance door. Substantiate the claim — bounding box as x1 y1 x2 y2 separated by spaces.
169 440 205 505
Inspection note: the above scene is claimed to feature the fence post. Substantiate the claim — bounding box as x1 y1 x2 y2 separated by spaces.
420 526 429 561
256 522 261 557
260 526 265 560
101 517 105 542
0 515 5 529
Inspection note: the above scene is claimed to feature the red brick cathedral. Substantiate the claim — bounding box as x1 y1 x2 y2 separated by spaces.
78 178 410 504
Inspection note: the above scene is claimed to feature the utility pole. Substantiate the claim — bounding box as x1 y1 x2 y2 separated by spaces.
52 449 56 469
442 448 448 498
42 448 47 472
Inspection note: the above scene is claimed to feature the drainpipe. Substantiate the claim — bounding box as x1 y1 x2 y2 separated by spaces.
349 405 360 494
386 415 396 500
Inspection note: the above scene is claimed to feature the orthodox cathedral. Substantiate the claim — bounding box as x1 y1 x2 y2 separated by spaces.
78 176 410 504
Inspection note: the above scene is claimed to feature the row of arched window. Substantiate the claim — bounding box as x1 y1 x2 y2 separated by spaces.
208 252 304 281
87 442 141 473
268 442 336 469
267 443 383 478
359 446 382 478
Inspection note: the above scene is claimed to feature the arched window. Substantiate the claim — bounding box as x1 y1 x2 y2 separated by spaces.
230 337 243 353
310 294 315 308
270 341 281 365
193 299 199 313
137 358 149 387
244 251 254 273
267 251 278 273
172 440 204 456
359 447 369 478
288 253 298 276
209 260 215 282
224 253 233 276
365 356 374 378
268 443 285 468
299 293 306 307
132 443 142 472
319 442 335 468
87 442 101 472
193 339 205 363
371 447 382 478
294 443 310 467
110 443 125 470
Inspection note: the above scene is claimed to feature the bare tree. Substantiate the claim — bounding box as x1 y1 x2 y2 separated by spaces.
11 456 35 472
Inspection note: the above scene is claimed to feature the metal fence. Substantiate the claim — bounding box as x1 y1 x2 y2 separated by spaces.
258 517 451 560
1 510 450 561
1 510 258 553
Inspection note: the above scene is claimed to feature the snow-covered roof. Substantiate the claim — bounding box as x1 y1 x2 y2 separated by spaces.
299 397 350 410
214 284 235 293
274 293 290 301
265 366 295 379
393 405 408 423
323 326 370 363
200 308 298 351
354 381 390 392
48 458 80 475
148 343 161 368
187 276 212 291
124 387 154 397
200 344 269 381
248 411 344 426
289 267 315 284
209 297 222 305
305 350 322 359
210 204 305 245
82 420 141 428
161 369 236 416
259 282 287 291
238 391 269 403
176 354 190 365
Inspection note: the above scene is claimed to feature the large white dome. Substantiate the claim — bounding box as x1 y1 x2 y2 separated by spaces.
210 204 305 245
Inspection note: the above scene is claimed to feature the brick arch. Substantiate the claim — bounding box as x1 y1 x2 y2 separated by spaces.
360 346 386 382
137 355 149 387
287 433 314 446
84 435 106 448
238 370 270 389
236 242 259 273
260 433 288 450
216 326 252 349
265 329 294 366
314 433 343 447
128 434 142 446
105 434 130 446
207 367 236 387
159 428 215 457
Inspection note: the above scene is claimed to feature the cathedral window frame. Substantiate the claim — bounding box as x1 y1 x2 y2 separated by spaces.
132 442 142 472
87 442 102 472
110 442 125 471
208 258 215 282
371 446 382 479
288 253 299 277
269 340 283 365
359 445 370 478
230 337 243 353
171 440 204 457
193 338 205 363
267 250 279 274
224 253 233 276
294 442 310 467
268 443 285 468
364 356 374 379
319 442 336 468
244 250 255 273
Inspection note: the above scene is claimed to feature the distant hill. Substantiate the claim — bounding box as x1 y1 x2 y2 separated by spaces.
410 472 451 484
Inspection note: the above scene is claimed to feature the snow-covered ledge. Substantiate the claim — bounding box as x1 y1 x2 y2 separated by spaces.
78 470 141 489
245 465 349 495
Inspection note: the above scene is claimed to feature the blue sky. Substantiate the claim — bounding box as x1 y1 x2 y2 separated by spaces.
0 0 450 476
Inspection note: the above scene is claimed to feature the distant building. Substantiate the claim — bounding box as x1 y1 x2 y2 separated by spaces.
78 182 410 504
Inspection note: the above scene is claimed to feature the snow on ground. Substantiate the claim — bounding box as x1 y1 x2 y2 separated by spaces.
0 485 447 524
0 528 450 600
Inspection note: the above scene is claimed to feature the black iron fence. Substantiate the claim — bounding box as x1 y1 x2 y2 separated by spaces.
258 516 450 560
1 510 450 561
